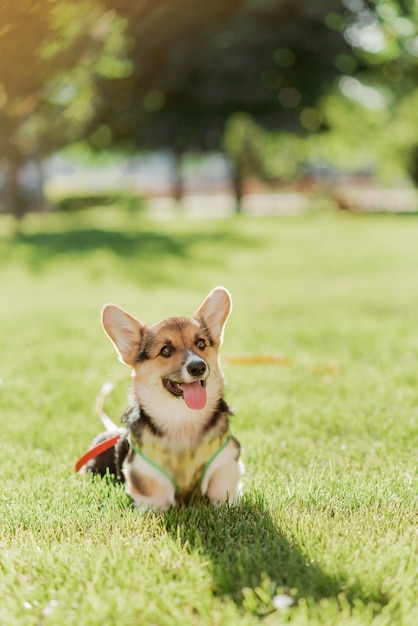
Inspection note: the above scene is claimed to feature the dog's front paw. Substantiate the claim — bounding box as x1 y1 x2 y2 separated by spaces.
206 459 244 506
126 476 176 513
133 498 173 513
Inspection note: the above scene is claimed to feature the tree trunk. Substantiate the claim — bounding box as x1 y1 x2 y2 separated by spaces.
172 150 184 210
4 139 28 221
7 159 26 221
232 160 244 215
32 155 47 212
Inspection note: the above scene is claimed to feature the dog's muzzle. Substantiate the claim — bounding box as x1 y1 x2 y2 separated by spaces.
163 357 208 410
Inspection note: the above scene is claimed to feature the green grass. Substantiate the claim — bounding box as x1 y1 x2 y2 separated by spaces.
0 206 417 625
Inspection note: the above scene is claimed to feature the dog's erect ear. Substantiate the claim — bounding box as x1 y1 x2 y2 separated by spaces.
101 304 144 367
194 286 232 347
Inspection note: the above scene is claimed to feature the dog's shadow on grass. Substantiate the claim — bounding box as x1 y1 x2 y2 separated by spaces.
162 492 385 617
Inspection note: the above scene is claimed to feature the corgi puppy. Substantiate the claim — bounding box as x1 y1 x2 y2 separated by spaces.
78 287 243 512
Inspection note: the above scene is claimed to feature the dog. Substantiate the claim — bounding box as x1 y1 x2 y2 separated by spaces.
76 287 244 512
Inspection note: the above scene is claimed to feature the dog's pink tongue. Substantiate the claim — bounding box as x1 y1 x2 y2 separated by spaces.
182 381 207 410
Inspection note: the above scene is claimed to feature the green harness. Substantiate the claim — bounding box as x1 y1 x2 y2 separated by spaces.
128 429 233 500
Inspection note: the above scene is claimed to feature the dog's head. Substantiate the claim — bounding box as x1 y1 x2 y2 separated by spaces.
101 287 232 419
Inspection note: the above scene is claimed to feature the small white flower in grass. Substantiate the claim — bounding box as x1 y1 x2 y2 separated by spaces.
42 600 59 618
273 594 294 610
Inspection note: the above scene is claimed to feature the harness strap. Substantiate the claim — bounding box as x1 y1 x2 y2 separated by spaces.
127 433 233 496
128 434 179 494
199 434 233 489
75 430 233 495
74 433 121 473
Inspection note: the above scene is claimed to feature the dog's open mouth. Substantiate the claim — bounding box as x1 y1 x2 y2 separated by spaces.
163 379 207 410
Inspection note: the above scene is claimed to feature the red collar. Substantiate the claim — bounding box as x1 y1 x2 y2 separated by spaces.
75 433 121 473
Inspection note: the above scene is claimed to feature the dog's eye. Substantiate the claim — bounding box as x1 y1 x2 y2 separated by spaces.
196 338 206 351
160 345 173 358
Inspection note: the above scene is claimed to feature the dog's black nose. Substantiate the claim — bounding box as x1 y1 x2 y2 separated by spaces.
187 359 207 377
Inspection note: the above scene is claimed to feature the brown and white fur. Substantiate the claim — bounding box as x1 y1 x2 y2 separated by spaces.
82 287 243 512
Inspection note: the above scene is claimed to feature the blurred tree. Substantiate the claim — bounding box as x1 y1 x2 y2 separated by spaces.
222 114 266 213
87 0 353 209
4 0 418 217
312 0 418 184
0 0 128 218
336 0 418 92
227 0 418 190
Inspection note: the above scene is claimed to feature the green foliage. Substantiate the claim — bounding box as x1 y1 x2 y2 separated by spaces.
0 0 130 219
87 0 350 153
0 208 417 625
0 1 128 158
343 0 418 83
225 87 418 184
223 114 310 183
3 0 418 218
223 113 268 186
82 0 418 186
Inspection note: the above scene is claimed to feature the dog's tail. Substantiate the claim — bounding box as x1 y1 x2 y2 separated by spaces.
95 380 120 431
75 377 127 474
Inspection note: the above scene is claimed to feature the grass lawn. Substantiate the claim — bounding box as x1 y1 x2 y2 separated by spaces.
0 206 417 625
